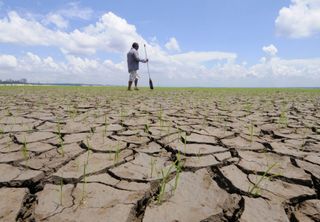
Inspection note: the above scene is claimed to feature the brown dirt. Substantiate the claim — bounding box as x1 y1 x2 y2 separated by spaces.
0 87 319 221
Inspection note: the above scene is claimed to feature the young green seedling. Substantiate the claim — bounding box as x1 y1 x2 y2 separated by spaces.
166 121 171 135
144 123 150 134
181 132 187 154
244 103 252 112
93 110 98 119
22 136 29 163
299 128 307 151
27 123 33 132
6 109 13 116
59 176 63 205
173 152 183 191
158 105 164 134
103 115 108 139
86 137 92 164
59 140 65 157
196 148 201 160
248 121 254 143
158 105 163 122
56 119 62 135
75 159 80 171
202 115 207 128
248 162 279 196
114 141 120 164
67 105 72 119
202 109 210 128
56 121 65 157
157 163 175 204
278 104 288 128
150 157 156 178
72 106 77 120
84 111 89 123
120 106 126 124
80 160 87 205
223 118 227 133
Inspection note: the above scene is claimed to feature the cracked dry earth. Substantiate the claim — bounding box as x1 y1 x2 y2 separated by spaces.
0 87 319 222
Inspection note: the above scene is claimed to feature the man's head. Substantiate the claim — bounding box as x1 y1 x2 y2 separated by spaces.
132 42 139 50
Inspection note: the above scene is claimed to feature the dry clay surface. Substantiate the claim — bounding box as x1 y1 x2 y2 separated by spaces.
0 87 319 222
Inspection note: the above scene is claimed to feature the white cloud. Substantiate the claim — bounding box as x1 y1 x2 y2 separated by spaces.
82 12 144 53
171 51 236 64
165 37 181 52
0 11 234 63
0 11 60 45
0 10 319 87
26 52 42 64
262 44 278 57
66 55 99 73
1 50 319 87
41 3 92 29
58 2 93 20
44 13 68 29
249 57 320 79
0 54 17 68
275 0 320 38
0 52 126 84
260 57 267 64
0 11 144 55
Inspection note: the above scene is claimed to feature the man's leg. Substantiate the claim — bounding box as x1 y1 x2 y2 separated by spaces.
128 81 133 90
128 71 134 90
134 78 139 90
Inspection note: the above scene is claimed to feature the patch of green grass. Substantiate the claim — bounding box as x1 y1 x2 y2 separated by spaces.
244 103 252 112
248 121 254 143
21 137 29 163
278 109 288 128
248 162 280 196
114 141 120 164
144 123 150 134
150 157 156 178
156 155 184 204
157 163 175 204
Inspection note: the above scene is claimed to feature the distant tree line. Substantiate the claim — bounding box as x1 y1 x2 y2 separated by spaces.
0 78 27 84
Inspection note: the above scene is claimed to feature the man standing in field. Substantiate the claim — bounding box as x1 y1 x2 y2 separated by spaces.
127 42 148 90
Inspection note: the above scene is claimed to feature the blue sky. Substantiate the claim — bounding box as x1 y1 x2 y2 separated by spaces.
0 0 319 87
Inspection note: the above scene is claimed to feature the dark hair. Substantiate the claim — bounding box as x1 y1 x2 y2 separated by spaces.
132 42 139 49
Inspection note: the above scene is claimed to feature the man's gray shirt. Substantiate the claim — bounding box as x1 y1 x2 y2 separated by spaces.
127 48 146 73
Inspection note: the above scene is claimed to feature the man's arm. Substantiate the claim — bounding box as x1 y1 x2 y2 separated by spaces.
133 50 148 63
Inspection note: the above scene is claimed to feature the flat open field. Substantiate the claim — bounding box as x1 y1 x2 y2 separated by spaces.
0 86 319 222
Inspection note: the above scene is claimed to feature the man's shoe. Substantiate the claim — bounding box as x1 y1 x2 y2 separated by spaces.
134 87 139 90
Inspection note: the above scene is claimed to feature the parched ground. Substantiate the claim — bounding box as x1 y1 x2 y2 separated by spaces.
0 86 319 222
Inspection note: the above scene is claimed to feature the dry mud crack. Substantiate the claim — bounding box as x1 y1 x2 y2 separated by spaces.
0 87 319 222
